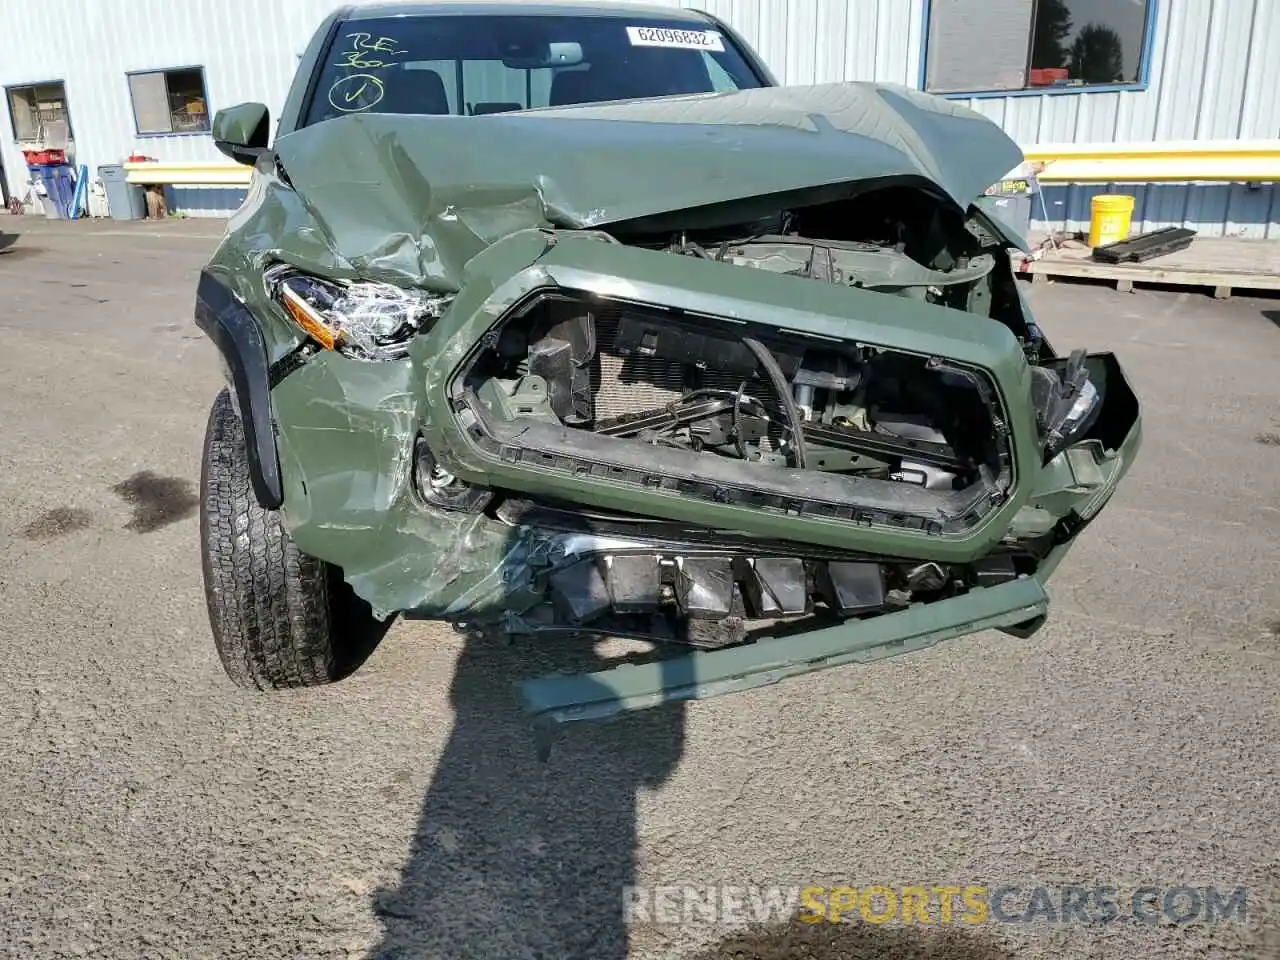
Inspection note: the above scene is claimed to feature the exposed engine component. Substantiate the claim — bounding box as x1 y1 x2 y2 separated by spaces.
412 435 494 512
456 284 1000 522
449 197 1090 536
665 233 995 304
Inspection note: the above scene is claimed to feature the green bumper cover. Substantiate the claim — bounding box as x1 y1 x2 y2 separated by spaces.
521 575 1049 725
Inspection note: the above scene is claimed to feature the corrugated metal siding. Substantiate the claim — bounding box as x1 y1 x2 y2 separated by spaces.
0 0 921 217
578 0 925 86
0 0 342 217
0 0 1273 235
961 0 1280 143
960 0 1280 237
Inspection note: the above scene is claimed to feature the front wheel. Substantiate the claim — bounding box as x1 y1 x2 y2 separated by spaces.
199 388 387 689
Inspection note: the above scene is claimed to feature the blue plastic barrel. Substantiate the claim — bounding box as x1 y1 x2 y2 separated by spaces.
28 164 77 218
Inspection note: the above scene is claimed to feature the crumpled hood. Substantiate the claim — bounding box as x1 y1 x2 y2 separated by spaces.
272 81 1024 288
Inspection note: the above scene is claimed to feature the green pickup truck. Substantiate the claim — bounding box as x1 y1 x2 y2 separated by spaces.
194 1 1141 734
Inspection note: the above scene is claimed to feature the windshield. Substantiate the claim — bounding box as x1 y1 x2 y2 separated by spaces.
303 13 765 125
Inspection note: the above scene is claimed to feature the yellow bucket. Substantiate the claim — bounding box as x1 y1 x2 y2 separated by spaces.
1088 194 1135 248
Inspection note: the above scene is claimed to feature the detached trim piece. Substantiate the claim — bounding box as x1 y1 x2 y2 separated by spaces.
1091 227 1196 264
194 270 283 509
521 575 1049 724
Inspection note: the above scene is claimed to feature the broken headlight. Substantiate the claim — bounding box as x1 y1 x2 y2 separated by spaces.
264 264 453 361
1030 349 1103 459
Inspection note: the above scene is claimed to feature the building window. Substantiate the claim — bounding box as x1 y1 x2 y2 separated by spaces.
6 81 72 143
924 0 1154 95
127 67 211 134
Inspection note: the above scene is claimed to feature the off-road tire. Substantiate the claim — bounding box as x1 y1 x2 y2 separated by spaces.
200 387 386 689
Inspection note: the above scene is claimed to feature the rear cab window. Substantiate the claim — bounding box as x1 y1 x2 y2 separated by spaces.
302 12 766 125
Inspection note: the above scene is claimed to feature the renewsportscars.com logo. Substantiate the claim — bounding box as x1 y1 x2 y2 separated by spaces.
623 884 1250 926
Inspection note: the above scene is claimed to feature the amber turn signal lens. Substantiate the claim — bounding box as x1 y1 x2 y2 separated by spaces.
280 284 339 350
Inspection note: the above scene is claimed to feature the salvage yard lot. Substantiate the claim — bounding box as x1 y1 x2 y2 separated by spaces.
1 218 1278 960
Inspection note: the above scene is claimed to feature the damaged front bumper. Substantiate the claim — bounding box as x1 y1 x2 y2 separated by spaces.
226 230 1140 727
521 574 1051 724
517 438 1139 730
516 353 1139 727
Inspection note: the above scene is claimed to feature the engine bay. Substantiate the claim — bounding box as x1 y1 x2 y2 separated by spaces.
465 296 999 495
440 188 1088 538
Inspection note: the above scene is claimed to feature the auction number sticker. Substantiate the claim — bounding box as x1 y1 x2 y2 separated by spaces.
626 26 725 51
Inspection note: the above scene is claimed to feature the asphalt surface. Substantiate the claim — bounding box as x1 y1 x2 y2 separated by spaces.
1 217 1277 960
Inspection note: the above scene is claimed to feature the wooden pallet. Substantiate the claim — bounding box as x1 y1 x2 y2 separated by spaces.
1018 236 1280 299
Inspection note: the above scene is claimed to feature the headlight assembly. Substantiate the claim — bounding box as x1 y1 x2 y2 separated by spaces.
263 264 453 361
1031 349 1104 459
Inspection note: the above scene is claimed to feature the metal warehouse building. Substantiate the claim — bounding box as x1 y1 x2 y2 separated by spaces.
1 0 1276 236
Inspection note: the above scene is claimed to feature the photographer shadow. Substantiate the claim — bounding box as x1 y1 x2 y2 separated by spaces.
367 627 685 960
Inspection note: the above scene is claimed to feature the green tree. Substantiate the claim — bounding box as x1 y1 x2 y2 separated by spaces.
1070 23 1126 83
1030 0 1073 68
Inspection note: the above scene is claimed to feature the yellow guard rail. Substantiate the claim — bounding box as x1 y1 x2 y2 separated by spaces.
123 139 1280 190
1024 140 1280 183
124 161 253 186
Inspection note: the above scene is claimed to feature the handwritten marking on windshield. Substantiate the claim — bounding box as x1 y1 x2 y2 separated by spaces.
335 32 406 68
335 50 397 69
328 74 386 112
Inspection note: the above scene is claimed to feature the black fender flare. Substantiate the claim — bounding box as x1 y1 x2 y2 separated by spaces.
194 269 283 509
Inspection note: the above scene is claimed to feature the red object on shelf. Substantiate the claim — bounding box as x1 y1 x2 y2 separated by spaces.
1029 67 1069 86
22 148 66 166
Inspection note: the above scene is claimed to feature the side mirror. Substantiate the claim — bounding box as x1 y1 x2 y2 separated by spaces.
212 102 270 166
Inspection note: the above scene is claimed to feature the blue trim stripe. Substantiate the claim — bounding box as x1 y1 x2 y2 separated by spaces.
917 0 931 91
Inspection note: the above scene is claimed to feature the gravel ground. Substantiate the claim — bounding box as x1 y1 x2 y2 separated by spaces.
1 218 1277 960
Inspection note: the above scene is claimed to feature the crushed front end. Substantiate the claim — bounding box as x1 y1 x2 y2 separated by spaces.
197 85 1142 726
256 225 1140 726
